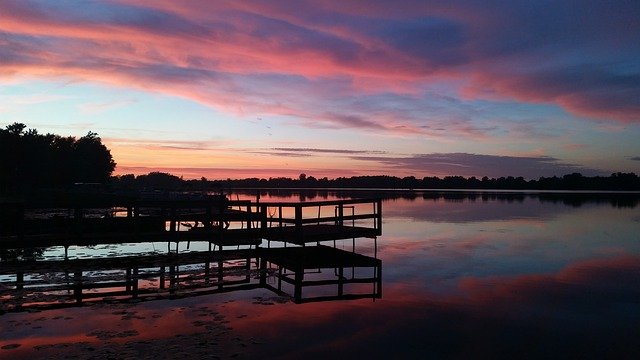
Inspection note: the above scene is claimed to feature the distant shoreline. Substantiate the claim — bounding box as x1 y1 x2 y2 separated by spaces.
224 187 640 194
109 171 640 193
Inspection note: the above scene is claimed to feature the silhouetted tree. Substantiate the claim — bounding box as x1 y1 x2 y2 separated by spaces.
135 172 183 190
0 123 116 193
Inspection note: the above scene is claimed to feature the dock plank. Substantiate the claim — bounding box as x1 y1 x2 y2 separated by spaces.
263 224 380 244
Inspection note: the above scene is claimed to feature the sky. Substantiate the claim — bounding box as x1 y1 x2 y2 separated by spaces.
1 0 639 180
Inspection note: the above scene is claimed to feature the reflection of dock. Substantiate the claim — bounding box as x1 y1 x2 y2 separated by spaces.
0 245 382 312
0 249 259 312
260 245 382 304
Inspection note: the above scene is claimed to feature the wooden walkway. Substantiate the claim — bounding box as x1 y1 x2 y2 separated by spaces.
0 196 382 249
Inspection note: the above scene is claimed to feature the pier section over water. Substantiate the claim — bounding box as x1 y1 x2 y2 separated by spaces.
0 195 382 249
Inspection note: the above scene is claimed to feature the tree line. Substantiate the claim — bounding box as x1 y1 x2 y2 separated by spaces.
111 171 640 191
0 123 116 194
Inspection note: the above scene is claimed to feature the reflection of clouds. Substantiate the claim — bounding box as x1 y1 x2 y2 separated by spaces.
384 195 569 223
0 296 247 358
456 255 640 309
380 198 640 298
236 256 640 359
0 302 192 344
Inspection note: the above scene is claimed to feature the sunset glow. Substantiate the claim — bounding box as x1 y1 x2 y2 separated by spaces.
1 1 639 179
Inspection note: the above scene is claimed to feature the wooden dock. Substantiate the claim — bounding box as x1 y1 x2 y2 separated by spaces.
0 195 383 310
0 196 382 249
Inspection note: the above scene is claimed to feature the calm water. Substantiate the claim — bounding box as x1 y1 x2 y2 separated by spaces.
1 191 639 359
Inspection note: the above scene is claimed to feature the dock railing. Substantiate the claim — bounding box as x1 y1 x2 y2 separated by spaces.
255 198 382 242
1 196 382 248
0 196 260 247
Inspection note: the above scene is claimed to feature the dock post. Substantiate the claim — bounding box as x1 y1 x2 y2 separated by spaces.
245 254 251 281
126 268 132 292
376 199 383 234
247 204 252 229
217 259 224 290
259 257 267 286
74 271 82 304
374 237 378 258
16 272 24 290
260 205 268 230
376 261 382 298
160 267 165 289
294 267 303 303
295 205 303 241
132 267 139 298
170 205 177 233
169 266 176 294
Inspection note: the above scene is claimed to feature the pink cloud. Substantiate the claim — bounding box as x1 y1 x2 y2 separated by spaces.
1 0 638 138
114 165 363 180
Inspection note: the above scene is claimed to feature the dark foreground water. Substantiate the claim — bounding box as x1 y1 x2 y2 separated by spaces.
1 191 639 359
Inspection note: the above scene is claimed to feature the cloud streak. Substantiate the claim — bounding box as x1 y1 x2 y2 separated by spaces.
115 165 363 180
353 153 606 179
110 146 606 179
1 0 638 133
271 148 387 155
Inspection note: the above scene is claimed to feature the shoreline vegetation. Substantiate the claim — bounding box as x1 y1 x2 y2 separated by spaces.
113 171 640 192
2 123 639 194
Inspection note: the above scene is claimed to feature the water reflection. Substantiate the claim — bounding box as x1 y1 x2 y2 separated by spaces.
232 189 640 208
1 192 639 359
1 245 381 313
238 191 640 358
261 245 381 304
235 254 640 359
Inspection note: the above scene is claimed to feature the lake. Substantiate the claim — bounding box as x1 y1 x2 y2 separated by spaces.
1 190 639 359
